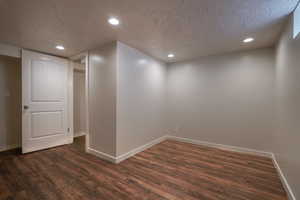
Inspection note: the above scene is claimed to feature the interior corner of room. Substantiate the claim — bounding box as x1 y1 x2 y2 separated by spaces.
0 1 300 200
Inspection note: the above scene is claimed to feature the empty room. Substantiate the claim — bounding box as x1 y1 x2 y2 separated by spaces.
0 0 299 199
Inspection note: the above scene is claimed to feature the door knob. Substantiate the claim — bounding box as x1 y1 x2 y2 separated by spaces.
24 105 29 110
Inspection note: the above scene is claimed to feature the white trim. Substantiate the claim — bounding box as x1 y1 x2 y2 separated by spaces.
271 155 296 200
0 43 21 58
68 61 74 144
167 136 273 158
87 134 273 162
0 144 20 152
69 52 89 151
293 1 300 39
84 53 90 152
87 147 116 163
85 133 90 153
115 135 168 163
87 135 168 164
74 131 86 138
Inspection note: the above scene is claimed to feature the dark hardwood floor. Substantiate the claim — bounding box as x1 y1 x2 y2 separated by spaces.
0 138 287 200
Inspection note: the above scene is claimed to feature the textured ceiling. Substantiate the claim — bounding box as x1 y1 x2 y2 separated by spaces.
0 0 298 62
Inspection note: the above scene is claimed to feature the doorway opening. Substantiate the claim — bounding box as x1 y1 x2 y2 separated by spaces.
72 54 88 152
0 55 21 153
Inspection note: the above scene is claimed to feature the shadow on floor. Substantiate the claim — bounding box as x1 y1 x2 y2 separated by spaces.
73 135 86 152
0 135 86 158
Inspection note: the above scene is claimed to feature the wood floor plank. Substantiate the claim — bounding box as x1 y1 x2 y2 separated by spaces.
0 137 288 200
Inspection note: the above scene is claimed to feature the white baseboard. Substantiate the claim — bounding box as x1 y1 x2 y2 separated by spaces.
167 135 273 158
0 144 20 152
87 135 168 164
115 135 168 163
87 135 273 163
74 131 86 138
87 147 116 163
271 155 296 200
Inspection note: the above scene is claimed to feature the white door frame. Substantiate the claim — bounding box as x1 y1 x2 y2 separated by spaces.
1 46 73 151
70 52 90 152
67 59 74 144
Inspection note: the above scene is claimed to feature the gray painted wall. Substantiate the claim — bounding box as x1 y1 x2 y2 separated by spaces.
0 55 21 151
88 42 117 156
88 42 167 157
275 16 300 199
166 48 276 152
116 42 167 156
166 18 300 196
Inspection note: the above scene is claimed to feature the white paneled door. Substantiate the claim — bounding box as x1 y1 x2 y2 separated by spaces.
22 50 71 153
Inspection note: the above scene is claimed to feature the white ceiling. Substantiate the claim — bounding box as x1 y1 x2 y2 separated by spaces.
0 0 298 62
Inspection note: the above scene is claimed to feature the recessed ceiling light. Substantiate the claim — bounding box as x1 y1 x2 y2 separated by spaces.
243 38 254 43
56 45 65 50
108 17 120 26
168 54 175 58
